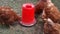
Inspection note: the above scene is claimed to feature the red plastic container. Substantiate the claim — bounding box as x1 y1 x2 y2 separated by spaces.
20 3 36 26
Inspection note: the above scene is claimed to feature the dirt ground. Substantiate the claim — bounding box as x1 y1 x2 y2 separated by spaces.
0 0 60 34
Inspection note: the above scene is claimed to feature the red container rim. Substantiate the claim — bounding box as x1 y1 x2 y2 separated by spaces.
22 3 35 9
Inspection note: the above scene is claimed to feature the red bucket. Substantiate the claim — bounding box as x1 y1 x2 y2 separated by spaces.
20 3 36 26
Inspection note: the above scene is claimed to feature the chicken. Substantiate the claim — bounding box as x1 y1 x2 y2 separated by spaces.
35 0 46 15
44 0 60 23
0 6 21 25
44 18 60 34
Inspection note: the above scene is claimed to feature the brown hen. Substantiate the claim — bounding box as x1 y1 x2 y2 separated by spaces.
44 0 60 23
44 18 60 34
0 6 21 25
35 0 46 15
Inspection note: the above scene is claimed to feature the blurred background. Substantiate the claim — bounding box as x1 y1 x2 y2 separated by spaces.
0 0 60 34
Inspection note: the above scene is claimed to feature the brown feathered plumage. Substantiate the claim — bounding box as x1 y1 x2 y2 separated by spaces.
44 0 60 23
35 0 60 34
44 18 60 34
0 6 21 25
35 0 46 15
41 0 60 34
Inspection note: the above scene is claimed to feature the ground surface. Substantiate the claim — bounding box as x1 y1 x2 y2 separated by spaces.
0 0 60 34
